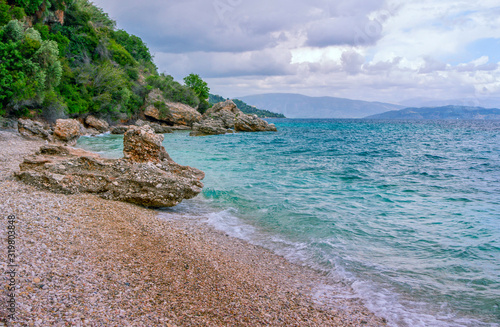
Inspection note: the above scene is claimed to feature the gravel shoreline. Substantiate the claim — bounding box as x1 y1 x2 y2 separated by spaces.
0 129 387 326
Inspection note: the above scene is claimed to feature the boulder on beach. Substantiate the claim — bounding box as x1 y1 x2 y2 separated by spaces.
15 125 204 207
53 119 83 145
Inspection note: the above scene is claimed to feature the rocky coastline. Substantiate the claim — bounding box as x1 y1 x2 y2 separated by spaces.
13 99 278 146
0 123 386 326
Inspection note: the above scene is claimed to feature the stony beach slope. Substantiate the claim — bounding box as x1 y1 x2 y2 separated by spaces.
0 130 386 326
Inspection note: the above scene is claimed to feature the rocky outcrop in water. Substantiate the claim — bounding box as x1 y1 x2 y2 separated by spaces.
235 114 278 132
144 89 202 127
190 100 277 136
16 125 204 207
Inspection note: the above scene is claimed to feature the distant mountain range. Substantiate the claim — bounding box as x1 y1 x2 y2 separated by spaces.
366 105 500 120
238 93 403 118
400 97 500 109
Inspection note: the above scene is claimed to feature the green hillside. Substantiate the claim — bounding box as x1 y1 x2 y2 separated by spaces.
209 94 285 118
0 0 200 122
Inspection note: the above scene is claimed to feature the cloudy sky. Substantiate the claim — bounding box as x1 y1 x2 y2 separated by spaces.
91 0 500 104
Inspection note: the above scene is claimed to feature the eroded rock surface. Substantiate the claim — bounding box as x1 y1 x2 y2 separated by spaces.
144 89 202 127
16 125 204 207
53 119 83 145
18 119 52 140
85 115 109 133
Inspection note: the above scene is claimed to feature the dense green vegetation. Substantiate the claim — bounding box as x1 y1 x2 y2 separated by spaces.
0 0 201 122
184 73 210 114
209 94 285 118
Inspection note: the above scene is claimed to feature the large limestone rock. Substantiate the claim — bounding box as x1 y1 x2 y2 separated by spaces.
190 100 277 136
144 89 202 126
203 100 240 129
15 125 204 207
235 114 278 132
189 119 228 136
53 119 83 145
123 125 172 162
85 115 109 133
18 119 52 140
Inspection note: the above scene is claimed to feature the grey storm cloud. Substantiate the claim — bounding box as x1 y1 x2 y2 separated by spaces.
92 0 389 53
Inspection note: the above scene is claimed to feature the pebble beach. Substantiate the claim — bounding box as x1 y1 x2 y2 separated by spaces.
0 129 386 326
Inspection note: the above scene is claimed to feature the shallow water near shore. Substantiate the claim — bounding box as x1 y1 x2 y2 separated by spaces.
77 119 500 326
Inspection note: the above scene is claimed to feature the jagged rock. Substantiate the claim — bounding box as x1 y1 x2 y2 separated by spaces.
53 119 83 145
85 115 109 133
123 125 172 163
189 119 228 136
203 100 240 129
144 89 202 126
15 126 205 208
110 125 129 134
235 114 278 132
190 100 277 136
18 119 52 140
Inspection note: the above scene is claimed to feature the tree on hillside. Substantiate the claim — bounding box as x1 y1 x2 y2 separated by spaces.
183 73 210 113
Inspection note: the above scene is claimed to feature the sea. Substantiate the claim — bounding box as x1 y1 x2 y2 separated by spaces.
76 119 500 326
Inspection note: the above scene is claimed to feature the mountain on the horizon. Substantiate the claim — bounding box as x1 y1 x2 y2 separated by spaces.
365 105 500 120
400 97 500 109
238 93 404 118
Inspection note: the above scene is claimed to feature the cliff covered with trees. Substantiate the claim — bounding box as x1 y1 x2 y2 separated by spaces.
0 0 201 122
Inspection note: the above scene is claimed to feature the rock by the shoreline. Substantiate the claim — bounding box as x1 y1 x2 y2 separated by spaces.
18 118 52 140
235 114 278 132
190 100 277 136
53 119 83 145
123 125 172 162
204 100 240 129
85 115 109 133
144 89 202 127
189 119 228 136
16 125 205 207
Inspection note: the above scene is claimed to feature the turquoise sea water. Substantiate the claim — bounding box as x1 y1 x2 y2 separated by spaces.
77 119 500 326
